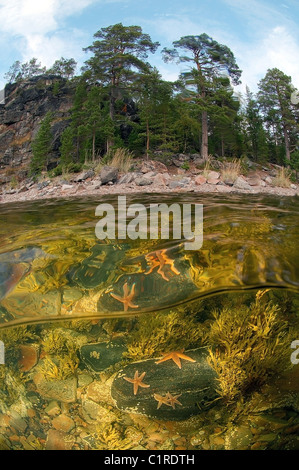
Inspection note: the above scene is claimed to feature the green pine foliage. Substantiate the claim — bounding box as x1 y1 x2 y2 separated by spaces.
30 112 53 175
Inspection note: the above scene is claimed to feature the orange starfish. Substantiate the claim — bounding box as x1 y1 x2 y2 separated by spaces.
154 392 183 410
155 350 196 369
145 249 180 281
110 282 139 312
123 370 150 395
154 393 172 409
166 392 182 409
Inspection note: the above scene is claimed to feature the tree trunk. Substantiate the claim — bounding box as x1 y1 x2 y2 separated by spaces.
146 119 150 160
92 128 95 162
107 86 115 152
283 125 291 161
221 135 224 158
201 109 209 160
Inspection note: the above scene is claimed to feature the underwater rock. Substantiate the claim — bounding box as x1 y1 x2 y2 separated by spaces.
52 414 75 433
98 254 196 314
81 398 118 424
33 373 77 403
0 262 29 300
18 344 39 372
69 244 127 290
1 290 62 320
224 425 253 450
80 338 127 372
45 401 61 416
45 429 74 450
111 347 218 420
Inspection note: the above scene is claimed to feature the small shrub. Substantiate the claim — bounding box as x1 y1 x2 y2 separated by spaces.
49 164 63 177
272 167 292 188
110 148 133 173
66 162 83 173
221 158 241 184
181 161 190 170
202 155 213 177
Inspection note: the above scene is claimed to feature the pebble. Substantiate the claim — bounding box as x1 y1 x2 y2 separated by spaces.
52 414 75 433
45 429 74 450
45 401 61 417
18 344 39 372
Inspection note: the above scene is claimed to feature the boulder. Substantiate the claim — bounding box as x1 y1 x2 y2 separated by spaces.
73 170 95 182
169 180 185 189
33 373 77 403
118 173 137 185
247 176 262 187
80 339 127 373
153 173 168 186
18 344 39 372
45 429 74 451
100 166 118 184
264 176 273 185
134 176 153 186
111 347 218 420
195 175 207 185
207 171 220 182
233 176 252 190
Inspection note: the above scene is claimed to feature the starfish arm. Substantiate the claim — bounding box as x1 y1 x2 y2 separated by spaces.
111 293 124 302
154 393 172 409
123 282 129 297
171 354 182 369
157 266 170 281
130 283 136 297
155 355 171 365
139 382 150 389
145 267 155 275
171 265 180 275
177 352 196 363
128 301 139 309
123 376 135 384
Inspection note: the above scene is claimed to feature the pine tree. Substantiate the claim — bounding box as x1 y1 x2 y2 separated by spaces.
163 34 242 160
48 57 77 79
243 87 268 162
82 23 159 151
60 126 75 166
134 69 175 157
30 112 53 174
257 68 298 162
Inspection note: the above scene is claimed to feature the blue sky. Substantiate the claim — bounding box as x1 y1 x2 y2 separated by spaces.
0 0 299 95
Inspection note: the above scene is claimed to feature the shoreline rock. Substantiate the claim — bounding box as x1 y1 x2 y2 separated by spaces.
0 159 298 205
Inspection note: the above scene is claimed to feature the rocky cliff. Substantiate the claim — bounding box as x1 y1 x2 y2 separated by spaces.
0 75 74 184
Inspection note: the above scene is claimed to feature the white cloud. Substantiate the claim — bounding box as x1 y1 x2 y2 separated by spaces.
0 0 101 74
234 26 299 94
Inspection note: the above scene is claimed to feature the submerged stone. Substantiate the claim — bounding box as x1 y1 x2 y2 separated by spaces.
69 244 127 290
33 373 77 403
111 347 218 420
80 338 127 372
